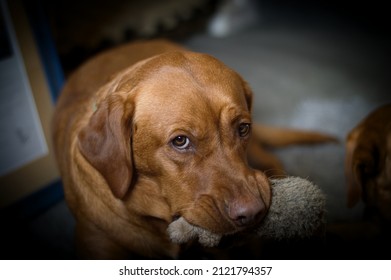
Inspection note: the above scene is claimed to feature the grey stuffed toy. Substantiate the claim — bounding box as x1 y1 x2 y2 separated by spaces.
167 177 326 247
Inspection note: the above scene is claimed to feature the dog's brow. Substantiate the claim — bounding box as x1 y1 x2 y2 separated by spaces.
221 106 251 125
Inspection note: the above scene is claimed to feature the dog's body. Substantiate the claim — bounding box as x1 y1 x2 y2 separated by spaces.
53 40 333 259
345 104 391 224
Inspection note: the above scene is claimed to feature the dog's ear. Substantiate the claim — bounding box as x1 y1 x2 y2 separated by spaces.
345 135 379 208
78 93 134 199
345 137 363 208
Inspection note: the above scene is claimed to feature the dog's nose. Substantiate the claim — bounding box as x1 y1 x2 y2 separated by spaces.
228 199 266 227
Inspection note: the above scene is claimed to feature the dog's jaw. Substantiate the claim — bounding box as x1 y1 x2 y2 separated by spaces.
167 177 326 247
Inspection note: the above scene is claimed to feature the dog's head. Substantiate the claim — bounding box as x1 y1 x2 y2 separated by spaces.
78 51 271 235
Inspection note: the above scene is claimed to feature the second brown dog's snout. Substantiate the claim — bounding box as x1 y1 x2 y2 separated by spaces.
227 198 266 227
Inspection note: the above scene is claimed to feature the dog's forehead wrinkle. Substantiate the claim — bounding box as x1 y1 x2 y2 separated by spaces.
221 105 251 125
135 90 222 134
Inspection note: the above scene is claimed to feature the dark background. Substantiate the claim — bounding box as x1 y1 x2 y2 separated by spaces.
1 0 390 259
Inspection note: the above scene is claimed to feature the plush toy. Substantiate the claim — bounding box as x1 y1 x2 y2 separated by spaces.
167 177 326 247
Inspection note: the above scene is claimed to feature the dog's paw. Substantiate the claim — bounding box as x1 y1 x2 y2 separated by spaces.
167 217 222 247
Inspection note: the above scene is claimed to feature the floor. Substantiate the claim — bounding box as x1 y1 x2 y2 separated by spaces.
2 3 390 259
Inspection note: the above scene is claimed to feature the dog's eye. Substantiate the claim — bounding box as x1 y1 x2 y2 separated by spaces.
238 123 251 137
171 135 191 150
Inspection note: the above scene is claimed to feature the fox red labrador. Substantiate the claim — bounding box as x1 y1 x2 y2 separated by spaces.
53 40 334 259
345 104 391 223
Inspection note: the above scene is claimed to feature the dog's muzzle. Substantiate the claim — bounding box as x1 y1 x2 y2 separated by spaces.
167 177 326 247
